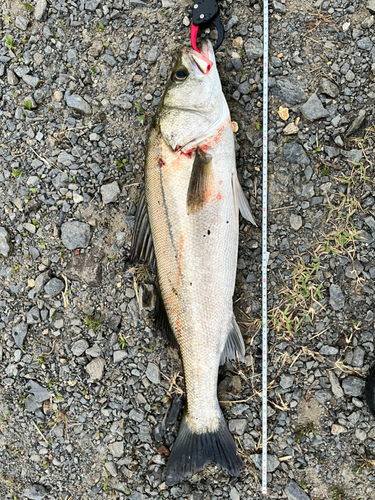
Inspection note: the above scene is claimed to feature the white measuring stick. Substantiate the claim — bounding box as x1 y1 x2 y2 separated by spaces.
261 0 269 494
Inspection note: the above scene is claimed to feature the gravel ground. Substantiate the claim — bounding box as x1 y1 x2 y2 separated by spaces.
0 0 375 499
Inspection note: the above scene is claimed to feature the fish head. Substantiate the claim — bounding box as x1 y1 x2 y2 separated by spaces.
158 40 230 152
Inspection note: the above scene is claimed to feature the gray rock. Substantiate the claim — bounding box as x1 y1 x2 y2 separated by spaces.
362 15 374 28
139 424 152 443
57 151 75 166
145 46 158 63
15 16 29 31
0 227 12 257
273 0 286 13
67 48 77 63
66 94 92 115
44 278 64 298
23 484 48 500
230 487 240 500
146 363 160 384
86 344 102 357
26 306 40 324
14 66 30 78
367 0 375 14
7 70 19 86
345 260 364 279
12 322 28 348
85 357 105 380
105 461 117 477
32 272 50 297
315 389 333 405
357 37 373 51
283 142 310 165
24 394 40 412
328 371 344 399
129 37 141 53
61 221 92 250
114 350 127 363
342 377 365 397
35 0 47 20
364 216 375 233
342 149 363 163
113 94 133 110
26 381 50 403
345 109 366 137
109 441 124 458
301 93 330 121
228 419 247 435
271 78 306 105
356 429 367 441
65 253 102 286
52 173 69 191
244 38 263 59
86 0 100 11
225 15 238 31
129 409 144 423
352 346 365 367
103 53 117 67
22 75 40 88
285 481 311 500
290 214 302 230
251 454 280 472
280 374 295 389
319 346 338 356
101 181 121 204
108 315 122 331
319 78 339 98
72 339 89 356
329 284 345 311
24 223 36 234
89 40 103 58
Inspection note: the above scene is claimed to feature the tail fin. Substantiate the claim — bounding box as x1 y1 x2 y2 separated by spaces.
165 410 243 485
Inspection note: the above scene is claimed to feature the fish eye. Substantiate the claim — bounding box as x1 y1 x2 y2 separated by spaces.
173 68 188 83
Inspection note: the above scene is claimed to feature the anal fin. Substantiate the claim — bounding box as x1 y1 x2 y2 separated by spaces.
130 190 156 269
232 171 257 226
220 315 245 365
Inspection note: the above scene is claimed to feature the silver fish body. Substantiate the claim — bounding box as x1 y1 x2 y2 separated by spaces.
131 41 255 484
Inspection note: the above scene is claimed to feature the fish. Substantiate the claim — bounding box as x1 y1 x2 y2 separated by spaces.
130 40 256 485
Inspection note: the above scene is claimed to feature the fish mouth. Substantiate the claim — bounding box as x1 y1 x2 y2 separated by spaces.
189 42 213 74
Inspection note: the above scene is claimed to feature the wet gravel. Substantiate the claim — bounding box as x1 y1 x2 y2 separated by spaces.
0 0 375 499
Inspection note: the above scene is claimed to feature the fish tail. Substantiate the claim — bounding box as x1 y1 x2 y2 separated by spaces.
165 409 242 485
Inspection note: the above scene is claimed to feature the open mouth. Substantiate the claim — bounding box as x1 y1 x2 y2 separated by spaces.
189 45 213 74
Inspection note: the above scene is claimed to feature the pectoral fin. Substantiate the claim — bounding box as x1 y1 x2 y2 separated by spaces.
130 191 156 269
232 171 257 226
187 148 213 214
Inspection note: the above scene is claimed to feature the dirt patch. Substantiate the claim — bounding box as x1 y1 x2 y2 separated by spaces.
297 397 323 427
